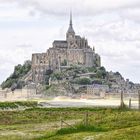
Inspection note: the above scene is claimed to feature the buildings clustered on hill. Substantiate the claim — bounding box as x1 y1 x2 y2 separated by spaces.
31 13 100 84
22 14 140 96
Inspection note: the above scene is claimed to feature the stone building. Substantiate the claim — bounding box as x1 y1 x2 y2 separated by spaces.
87 84 109 96
32 13 101 83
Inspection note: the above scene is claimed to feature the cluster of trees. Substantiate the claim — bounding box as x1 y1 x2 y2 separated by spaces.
1 60 31 89
1 61 107 89
49 66 107 85
76 78 91 85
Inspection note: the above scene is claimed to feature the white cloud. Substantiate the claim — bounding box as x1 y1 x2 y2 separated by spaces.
15 0 140 14
1 0 140 17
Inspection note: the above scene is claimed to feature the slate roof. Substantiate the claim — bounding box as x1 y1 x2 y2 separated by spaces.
75 35 81 39
53 40 67 44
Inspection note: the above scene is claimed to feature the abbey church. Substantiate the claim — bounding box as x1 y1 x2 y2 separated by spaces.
31 14 101 83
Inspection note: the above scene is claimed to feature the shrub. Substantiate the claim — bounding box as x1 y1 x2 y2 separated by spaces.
51 72 63 80
96 67 107 79
1 60 31 89
87 67 97 72
77 78 91 85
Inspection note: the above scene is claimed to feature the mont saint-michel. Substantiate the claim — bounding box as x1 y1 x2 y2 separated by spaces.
1 14 140 97
1 1 140 140
31 13 100 84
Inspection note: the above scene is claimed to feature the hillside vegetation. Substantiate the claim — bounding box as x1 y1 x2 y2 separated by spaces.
1 62 109 92
1 61 135 95
43 65 109 95
0 104 140 139
1 60 31 89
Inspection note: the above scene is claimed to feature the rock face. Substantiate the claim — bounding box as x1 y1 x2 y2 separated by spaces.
31 14 101 83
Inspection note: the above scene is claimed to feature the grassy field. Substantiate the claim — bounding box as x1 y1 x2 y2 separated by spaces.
0 102 140 139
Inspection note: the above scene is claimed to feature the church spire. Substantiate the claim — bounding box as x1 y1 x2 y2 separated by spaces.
67 11 75 35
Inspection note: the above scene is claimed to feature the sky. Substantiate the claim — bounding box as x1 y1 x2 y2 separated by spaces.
0 0 140 84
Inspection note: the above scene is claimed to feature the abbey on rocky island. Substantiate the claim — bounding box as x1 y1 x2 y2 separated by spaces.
31 13 101 83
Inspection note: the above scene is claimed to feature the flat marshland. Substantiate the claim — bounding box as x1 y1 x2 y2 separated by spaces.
0 101 140 140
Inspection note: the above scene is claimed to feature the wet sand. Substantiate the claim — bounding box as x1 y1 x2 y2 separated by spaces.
39 97 139 109
0 89 139 108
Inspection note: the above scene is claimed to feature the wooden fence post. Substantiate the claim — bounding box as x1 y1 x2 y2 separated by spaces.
120 90 125 108
138 90 140 110
129 98 131 109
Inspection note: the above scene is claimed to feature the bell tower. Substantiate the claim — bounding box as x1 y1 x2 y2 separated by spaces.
66 12 75 46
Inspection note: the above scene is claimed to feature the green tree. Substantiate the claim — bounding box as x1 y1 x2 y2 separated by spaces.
77 78 91 85
96 67 107 79
1 60 31 89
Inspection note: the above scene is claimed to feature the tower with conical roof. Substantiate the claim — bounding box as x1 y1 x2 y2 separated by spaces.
66 12 75 46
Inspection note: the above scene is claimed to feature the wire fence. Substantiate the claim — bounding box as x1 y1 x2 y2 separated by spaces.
1 88 140 110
